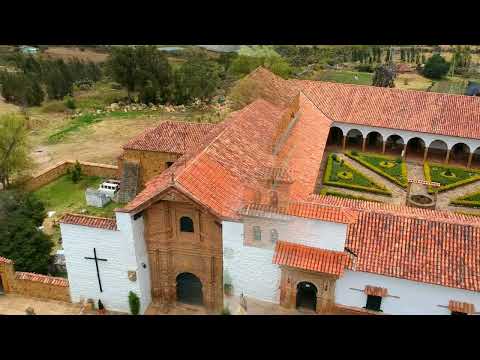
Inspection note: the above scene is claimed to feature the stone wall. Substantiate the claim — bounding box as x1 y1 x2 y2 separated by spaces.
0 258 70 302
25 160 119 192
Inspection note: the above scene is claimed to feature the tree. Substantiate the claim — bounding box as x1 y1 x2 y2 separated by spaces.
228 77 262 110
129 291 140 315
229 55 291 79
0 190 53 274
172 53 222 105
423 54 450 79
107 46 138 100
372 64 396 88
0 113 30 189
400 49 405 62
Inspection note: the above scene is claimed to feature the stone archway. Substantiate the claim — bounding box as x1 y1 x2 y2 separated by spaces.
176 272 203 306
365 131 383 152
471 147 480 169
428 140 448 163
345 129 363 150
296 281 317 311
450 143 471 167
327 126 343 149
385 135 404 156
406 137 426 161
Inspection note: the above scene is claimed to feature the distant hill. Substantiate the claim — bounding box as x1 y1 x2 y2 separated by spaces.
196 45 241 53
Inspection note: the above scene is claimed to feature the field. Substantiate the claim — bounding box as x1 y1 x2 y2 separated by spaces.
314 70 373 85
394 73 433 91
42 46 109 63
429 78 468 95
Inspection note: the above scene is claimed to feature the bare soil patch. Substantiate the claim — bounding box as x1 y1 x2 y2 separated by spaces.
42 47 109 63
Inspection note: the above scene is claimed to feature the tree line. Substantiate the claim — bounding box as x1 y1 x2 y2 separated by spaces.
0 54 102 107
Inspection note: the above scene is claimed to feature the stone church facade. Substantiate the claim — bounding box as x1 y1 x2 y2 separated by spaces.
59 68 480 315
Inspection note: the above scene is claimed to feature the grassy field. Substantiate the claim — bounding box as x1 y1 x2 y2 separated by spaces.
394 73 433 91
34 175 119 218
314 70 373 85
41 46 109 63
430 78 468 95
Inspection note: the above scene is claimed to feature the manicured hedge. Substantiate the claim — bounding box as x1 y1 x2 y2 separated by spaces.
323 154 392 196
424 162 480 193
319 188 381 203
450 190 480 208
346 151 407 188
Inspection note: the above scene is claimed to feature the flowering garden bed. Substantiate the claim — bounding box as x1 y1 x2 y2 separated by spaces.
323 154 391 196
345 151 407 188
424 162 480 193
450 191 480 209
319 188 380 203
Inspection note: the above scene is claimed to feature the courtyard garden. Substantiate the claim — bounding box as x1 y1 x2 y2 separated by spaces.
346 151 407 188
319 188 380 203
323 153 392 196
451 190 480 209
424 162 480 193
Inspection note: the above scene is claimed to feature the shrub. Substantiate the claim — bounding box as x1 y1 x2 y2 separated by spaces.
70 160 82 183
355 64 374 73
41 101 67 113
423 54 450 79
64 96 76 110
128 291 140 315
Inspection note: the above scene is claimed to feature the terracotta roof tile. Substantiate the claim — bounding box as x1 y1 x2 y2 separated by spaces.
364 285 388 297
448 300 475 314
273 241 349 276
241 202 358 224
15 272 69 287
60 213 117 231
122 121 216 154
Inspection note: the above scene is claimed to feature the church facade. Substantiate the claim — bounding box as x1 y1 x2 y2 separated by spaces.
60 68 480 315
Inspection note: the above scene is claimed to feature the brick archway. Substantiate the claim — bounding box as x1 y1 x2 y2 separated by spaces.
427 140 448 163
365 131 383 152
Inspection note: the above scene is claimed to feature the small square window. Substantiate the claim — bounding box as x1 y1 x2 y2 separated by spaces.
253 226 262 241
365 295 382 312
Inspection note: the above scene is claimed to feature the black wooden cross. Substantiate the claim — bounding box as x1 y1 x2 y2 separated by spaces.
85 248 108 292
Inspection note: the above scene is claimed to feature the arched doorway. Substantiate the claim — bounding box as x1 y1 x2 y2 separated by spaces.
365 131 383 152
327 126 343 149
176 273 203 305
296 282 317 311
471 147 480 169
451 143 470 167
345 129 363 151
385 135 404 156
428 140 448 163
406 137 426 161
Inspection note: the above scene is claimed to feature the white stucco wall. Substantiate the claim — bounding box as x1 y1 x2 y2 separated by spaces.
223 221 281 303
336 270 480 315
61 212 151 314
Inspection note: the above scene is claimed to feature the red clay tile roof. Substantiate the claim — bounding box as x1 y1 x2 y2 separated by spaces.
15 272 69 287
122 121 216 154
364 285 388 297
346 210 480 292
0 256 13 264
249 67 480 140
273 241 349 276
60 214 117 231
241 202 358 224
448 300 475 314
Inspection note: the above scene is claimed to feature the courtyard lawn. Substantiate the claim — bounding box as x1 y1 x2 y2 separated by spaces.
323 154 391 196
424 162 480 193
346 151 407 188
314 70 373 86
34 174 119 218
319 188 380 203
451 191 480 209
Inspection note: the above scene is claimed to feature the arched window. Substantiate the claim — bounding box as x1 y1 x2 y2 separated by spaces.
253 226 262 241
270 229 279 243
180 216 194 233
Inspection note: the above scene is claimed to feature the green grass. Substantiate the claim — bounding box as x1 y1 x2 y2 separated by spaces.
315 70 373 86
424 162 480 193
429 78 468 95
323 154 391 196
319 188 380 202
346 151 407 188
34 174 119 218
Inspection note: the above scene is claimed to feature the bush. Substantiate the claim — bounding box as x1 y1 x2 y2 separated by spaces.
64 96 76 110
70 160 82 183
41 101 67 113
129 291 140 315
355 64 374 73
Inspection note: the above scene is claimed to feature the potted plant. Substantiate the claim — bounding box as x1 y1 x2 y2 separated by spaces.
97 299 107 315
